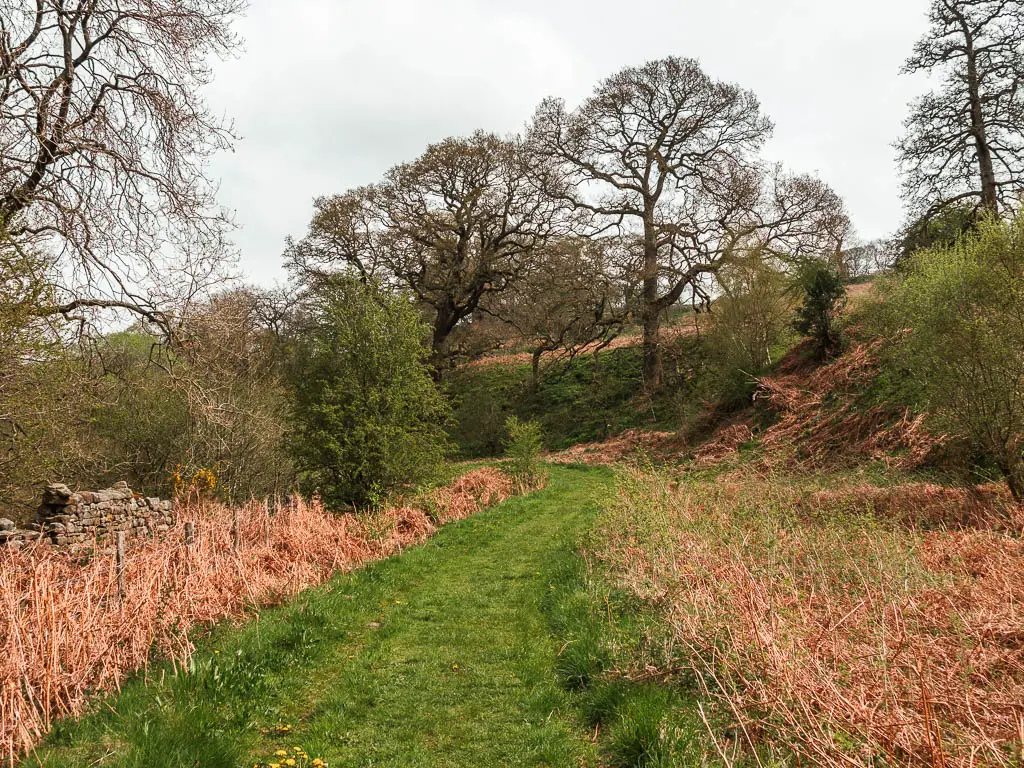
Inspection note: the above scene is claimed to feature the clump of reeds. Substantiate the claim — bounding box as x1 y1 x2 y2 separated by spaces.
0 467 513 763
590 468 1024 768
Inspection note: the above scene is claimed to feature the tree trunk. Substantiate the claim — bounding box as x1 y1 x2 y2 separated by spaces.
530 348 543 393
641 213 663 392
642 301 663 392
964 27 999 214
1006 458 1024 504
430 304 456 378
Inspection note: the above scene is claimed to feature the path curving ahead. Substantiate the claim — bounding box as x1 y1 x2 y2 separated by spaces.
28 465 613 768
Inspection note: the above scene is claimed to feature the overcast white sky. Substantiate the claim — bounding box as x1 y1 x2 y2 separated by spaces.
205 0 932 285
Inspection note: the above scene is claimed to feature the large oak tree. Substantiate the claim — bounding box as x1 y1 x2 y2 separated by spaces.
288 131 569 366
898 0 1024 219
530 57 849 389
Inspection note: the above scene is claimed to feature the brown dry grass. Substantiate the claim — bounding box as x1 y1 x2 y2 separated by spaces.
753 340 943 471
548 428 683 466
0 467 514 763
551 334 941 474
590 468 1024 768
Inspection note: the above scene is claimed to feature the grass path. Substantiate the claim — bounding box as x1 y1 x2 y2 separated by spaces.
27 465 614 768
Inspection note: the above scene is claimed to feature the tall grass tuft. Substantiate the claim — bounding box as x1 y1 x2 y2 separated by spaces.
503 416 547 492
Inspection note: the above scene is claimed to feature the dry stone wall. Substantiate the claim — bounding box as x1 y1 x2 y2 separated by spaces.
0 481 173 550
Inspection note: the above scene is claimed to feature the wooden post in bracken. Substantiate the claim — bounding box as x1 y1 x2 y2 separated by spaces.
116 531 126 605
184 521 195 548
231 509 240 552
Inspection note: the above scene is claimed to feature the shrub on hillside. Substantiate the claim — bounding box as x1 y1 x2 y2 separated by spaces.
884 214 1024 501
793 260 846 360
286 277 450 508
704 254 796 408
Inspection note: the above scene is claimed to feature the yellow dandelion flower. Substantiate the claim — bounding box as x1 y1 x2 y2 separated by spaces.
286 760 297 767
275 750 288 757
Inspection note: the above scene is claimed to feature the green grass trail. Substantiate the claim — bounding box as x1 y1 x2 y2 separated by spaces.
28 465 615 768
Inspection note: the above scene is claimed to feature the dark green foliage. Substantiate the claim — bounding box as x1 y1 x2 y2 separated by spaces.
286 277 450 508
577 678 632 728
793 261 846 360
447 364 526 457
544 582 610 692
605 687 699 768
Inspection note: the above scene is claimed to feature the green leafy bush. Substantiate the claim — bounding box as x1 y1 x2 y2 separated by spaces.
884 214 1024 500
704 255 796 408
502 416 544 490
793 260 847 360
286 277 450 509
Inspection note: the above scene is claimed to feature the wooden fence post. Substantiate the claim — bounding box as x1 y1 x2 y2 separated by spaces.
184 521 195 547
116 531 126 604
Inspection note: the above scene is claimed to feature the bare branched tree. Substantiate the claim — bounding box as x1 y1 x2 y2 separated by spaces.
842 239 898 278
530 57 849 390
0 0 244 326
898 0 1024 219
288 131 570 366
487 236 627 389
